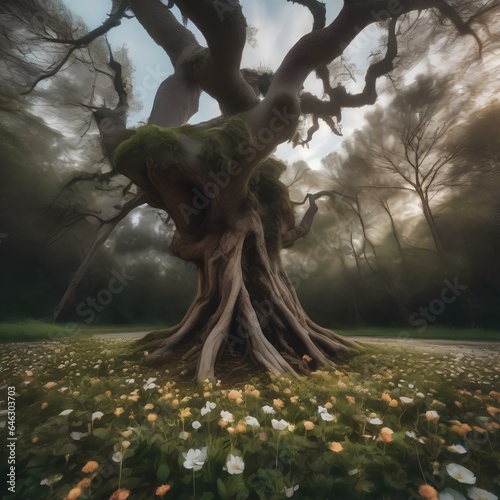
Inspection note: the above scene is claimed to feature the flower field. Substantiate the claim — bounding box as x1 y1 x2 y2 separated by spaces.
0 336 499 499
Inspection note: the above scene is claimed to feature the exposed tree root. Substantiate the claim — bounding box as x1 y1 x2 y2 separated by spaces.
139 210 356 383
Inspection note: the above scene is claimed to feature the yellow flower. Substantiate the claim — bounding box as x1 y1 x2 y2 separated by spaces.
388 399 398 407
65 487 83 500
346 396 356 405
147 413 158 422
418 484 438 500
109 489 130 500
121 441 130 449
488 390 500 400
121 429 133 438
156 484 171 497
329 442 344 452
425 410 440 423
144 403 154 410
41 402 48 410
273 398 284 409
235 422 247 433
325 402 333 409
77 478 92 489
44 382 56 389
227 389 242 401
378 427 394 443
114 407 125 417
218 420 228 428
31 436 39 444
179 408 191 420
290 396 299 404
487 405 500 417
82 461 99 474
381 392 391 403
302 354 313 363
203 391 211 398
450 423 472 436
303 420 315 430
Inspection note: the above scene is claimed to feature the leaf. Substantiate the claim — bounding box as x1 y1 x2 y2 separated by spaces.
199 493 215 500
93 427 112 441
157 463 170 481
217 478 228 499
54 442 77 456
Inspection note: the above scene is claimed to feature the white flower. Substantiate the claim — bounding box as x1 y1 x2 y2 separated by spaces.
262 405 275 414
92 411 104 422
125 378 135 384
445 463 476 484
271 418 289 431
348 469 359 476
59 387 68 392
40 474 63 486
192 420 202 430
244 416 260 427
112 451 123 462
183 447 208 471
220 410 234 422
405 431 418 440
225 454 245 475
143 377 157 390
70 431 89 441
59 409 73 416
320 412 335 422
447 444 467 454
369 417 383 425
317 406 328 414
200 401 216 416
400 397 414 404
438 488 466 500
284 484 299 497
467 486 498 500
178 431 190 440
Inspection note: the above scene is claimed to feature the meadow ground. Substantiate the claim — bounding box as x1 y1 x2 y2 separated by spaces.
0 327 499 499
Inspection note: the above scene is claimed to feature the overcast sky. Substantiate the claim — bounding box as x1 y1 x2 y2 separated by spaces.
60 0 366 169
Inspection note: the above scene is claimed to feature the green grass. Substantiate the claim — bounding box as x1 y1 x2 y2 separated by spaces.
1 336 499 499
1 322 499 344
338 327 500 342
0 321 161 343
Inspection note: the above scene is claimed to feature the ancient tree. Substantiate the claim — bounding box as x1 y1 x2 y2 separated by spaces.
22 0 495 381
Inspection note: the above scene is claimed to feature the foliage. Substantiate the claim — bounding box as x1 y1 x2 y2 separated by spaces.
1 337 499 499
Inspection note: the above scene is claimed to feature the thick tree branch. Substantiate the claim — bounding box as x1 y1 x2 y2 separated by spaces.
172 0 258 114
129 0 200 67
270 0 483 95
294 16 398 146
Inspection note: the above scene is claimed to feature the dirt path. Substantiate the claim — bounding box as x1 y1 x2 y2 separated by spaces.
355 337 500 358
93 332 500 358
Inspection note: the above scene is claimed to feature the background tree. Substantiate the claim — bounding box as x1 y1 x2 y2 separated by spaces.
3 0 499 381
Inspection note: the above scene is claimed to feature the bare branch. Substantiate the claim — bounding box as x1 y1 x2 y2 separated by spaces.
22 1 130 94
283 190 348 247
270 0 484 94
52 192 147 321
